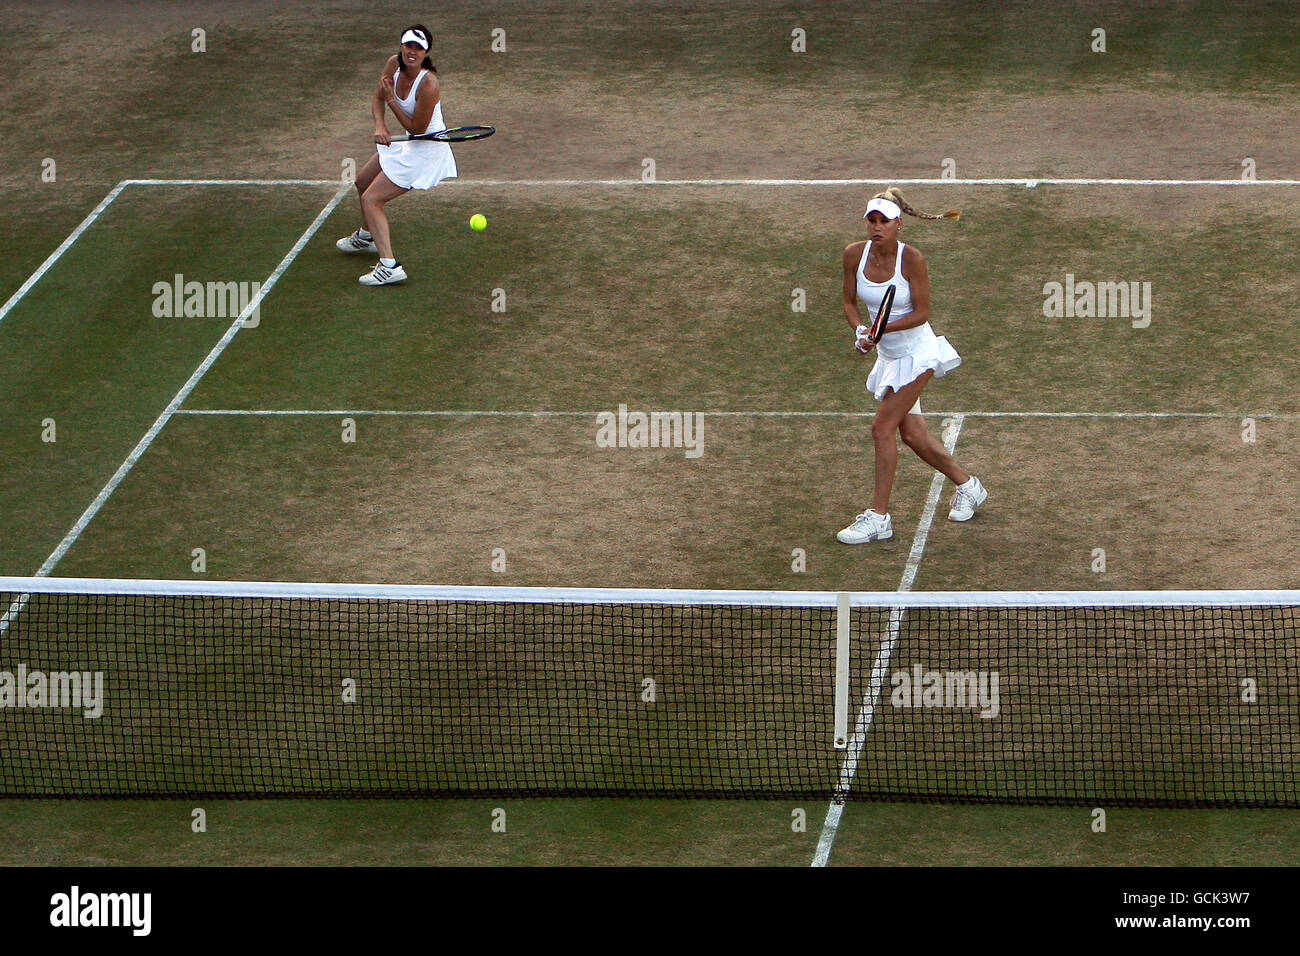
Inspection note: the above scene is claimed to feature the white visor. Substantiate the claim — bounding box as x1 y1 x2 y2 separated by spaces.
864 197 902 220
401 29 430 49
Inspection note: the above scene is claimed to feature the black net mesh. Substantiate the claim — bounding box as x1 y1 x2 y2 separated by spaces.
0 587 1296 805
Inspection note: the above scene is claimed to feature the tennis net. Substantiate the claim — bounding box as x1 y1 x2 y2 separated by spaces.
0 578 1297 806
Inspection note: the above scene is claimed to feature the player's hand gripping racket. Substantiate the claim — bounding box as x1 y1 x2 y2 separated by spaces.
867 285 895 344
855 284 895 354
392 125 496 143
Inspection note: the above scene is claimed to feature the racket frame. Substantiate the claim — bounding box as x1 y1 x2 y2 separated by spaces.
868 284 896 343
392 125 496 143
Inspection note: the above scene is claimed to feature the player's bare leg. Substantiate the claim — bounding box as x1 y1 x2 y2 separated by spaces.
354 153 383 234
358 172 410 262
898 412 970 485
870 372 932 514
895 396 986 520
337 155 386 253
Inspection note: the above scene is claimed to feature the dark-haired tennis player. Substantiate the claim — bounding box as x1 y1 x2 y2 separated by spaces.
836 188 987 544
336 24 458 286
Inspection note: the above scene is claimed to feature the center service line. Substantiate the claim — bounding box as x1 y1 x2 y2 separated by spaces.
811 415 967 867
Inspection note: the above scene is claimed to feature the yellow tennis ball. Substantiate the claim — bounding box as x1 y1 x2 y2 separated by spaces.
469 213 487 231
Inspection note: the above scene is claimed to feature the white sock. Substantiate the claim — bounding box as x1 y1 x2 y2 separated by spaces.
379 257 397 268
358 229 373 240
958 476 977 489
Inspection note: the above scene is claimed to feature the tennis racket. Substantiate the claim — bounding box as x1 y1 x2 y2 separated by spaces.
392 125 496 143
867 284 895 343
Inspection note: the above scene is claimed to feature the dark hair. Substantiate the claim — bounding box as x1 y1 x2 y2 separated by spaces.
400 24 437 72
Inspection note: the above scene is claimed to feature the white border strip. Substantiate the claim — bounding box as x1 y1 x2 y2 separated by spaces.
0 577 1296 607
0 181 129 327
0 578 840 606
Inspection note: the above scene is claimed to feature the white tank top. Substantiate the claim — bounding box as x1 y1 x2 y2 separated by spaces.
391 67 441 136
855 241 937 359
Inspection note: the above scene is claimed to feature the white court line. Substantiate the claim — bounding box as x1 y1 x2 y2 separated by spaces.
0 179 131 622
0 181 130 327
810 415 967 868
0 179 339 330
172 408 1298 420
0 182 351 635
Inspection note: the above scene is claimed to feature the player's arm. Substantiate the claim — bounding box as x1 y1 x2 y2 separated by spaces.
888 245 931 332
842 242 875 353
842 242 867 332
372 56 400 144
387 72 441 135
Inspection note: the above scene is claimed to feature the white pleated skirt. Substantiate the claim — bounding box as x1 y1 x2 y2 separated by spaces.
376 139 458 190
866 324 962 401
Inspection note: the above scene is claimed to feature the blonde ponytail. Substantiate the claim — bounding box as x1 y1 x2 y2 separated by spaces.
874 186 961 221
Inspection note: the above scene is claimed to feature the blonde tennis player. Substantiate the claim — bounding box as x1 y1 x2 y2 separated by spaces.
336 24 458 286
837 188 986 544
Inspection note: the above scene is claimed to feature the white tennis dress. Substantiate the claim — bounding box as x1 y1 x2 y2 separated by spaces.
375 67 458 190
857 240 961 401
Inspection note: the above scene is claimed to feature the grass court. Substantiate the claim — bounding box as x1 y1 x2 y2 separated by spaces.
1 0 1299 865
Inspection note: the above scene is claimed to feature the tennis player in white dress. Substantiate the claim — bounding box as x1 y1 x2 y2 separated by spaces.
336 25 458 286
837 190 987 544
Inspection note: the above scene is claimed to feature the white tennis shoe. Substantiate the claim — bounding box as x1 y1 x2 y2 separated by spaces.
359 262 407 286
837 509 893 544
336 230 377 253
948 476 987 522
